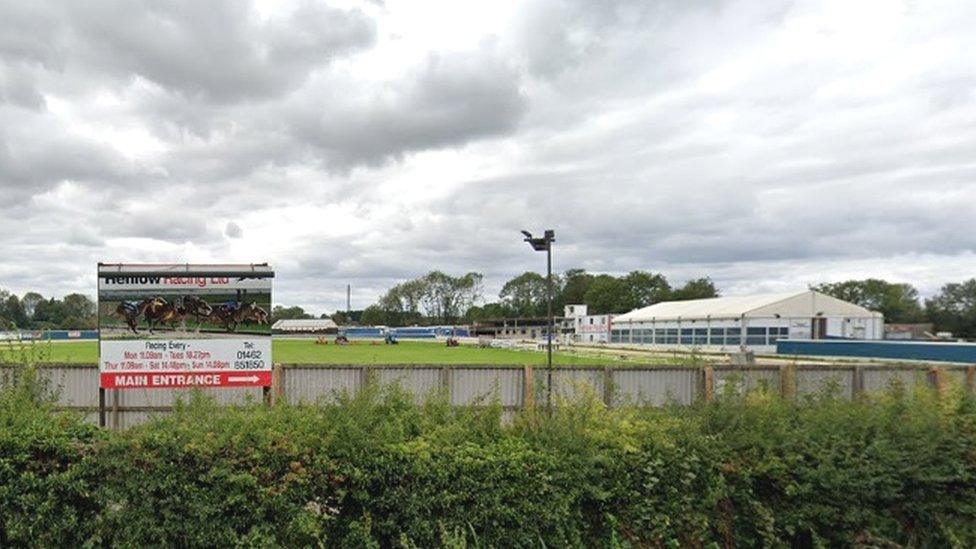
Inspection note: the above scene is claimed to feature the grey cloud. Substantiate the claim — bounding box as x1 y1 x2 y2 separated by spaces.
225 221 243 238
0 0 377 103
289 49 527 169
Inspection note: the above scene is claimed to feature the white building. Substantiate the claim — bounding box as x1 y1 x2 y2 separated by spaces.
563 304 613 343
610 290 883 353
271 318 339 333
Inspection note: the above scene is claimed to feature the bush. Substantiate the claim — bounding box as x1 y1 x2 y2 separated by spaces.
0 378 974 547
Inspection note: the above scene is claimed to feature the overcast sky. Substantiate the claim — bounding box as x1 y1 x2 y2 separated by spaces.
2 0 975 313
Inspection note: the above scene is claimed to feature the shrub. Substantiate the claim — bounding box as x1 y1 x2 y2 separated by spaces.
0 379 974 546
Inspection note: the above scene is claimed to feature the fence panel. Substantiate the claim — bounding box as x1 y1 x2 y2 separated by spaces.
41 365 99 408
612 368 699 406
374 367 444 403
282 366 362 404
450 368 523 407
862 367 925 394
714 367 780 395
114 387 263 407
539 368 605 404
796 367 855 399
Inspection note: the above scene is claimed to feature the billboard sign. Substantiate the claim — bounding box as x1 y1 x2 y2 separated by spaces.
97 263 273 389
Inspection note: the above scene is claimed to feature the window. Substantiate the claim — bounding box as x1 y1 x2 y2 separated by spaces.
746 326 766 346
708 328 725 345
680 328 693 345
726 328 741 346
610 329 622 343
768 327 789 344
693 328 708 345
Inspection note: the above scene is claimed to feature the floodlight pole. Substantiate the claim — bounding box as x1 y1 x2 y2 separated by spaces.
522 229 555 409
546 234 553 408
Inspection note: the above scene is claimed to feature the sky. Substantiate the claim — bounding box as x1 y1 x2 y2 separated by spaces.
1 0 975 314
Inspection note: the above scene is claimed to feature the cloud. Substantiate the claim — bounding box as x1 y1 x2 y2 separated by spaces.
225 221 243 239
1 0 975 315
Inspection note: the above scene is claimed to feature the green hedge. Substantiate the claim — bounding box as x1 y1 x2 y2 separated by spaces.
2 374 975 547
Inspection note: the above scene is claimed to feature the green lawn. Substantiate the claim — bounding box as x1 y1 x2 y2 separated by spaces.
1 339 626 366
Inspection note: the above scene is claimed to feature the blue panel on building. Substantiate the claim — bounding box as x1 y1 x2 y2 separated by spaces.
777 339 976 363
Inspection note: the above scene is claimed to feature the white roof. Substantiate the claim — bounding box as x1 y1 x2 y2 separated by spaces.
271 318 338 331
612 290 881 323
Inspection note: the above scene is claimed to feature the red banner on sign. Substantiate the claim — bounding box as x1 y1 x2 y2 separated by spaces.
100 371 272 389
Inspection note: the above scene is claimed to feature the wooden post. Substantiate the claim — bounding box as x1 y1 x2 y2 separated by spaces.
359 366 372 394
603 366 614 408
852 366 864 398
272 363 284 405
780 363 797 400
928 367 946 396
967 365 975 394
98 387 106 428
702 365 714 402
523 364 535 412
441 366 451 397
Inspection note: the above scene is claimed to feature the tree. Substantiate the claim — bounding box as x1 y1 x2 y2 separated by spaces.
0 291 28 328
925 279 976 338
499 272 549 317
558 269 594 308
21 292 43 320
369 271 485 326
813 279 923 323
360 304 394 327
672 278 719 301
418 271 483 324
583 275 628 314
620 271 671 311
465 302 513 322
271 305 313 323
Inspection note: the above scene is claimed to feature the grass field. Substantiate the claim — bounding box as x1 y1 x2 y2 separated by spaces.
0 339 630 366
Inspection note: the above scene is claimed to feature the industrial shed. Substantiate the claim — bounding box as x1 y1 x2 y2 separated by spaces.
610 290 883 352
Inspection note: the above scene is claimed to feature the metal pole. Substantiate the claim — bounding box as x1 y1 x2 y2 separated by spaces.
547 238 553 409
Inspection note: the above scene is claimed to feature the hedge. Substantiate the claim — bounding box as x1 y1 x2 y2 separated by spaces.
2 369 975 547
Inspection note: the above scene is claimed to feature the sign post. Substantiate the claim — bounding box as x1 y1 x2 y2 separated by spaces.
97 264 274 418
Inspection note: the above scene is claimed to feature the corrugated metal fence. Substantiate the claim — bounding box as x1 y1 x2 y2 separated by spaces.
3 363 974 429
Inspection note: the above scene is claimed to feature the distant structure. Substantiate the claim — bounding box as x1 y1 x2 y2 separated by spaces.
610 290 883 353
563 304 612 344
272 318 339 334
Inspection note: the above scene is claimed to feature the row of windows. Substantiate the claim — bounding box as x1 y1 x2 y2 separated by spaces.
609 326 789 346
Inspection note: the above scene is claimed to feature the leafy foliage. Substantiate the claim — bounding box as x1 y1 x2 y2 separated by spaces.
1 372 975 546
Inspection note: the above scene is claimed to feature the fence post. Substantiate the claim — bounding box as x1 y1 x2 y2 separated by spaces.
98 387 106 428
928 367 946 396
852 366 865 398
272 363 284 405
966 365 976 394
440 366 452 402
702 365 714 402
111 389 120 431
780 363 796 400
603 366 614 408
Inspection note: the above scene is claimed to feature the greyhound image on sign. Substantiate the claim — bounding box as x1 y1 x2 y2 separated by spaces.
97 263 274 389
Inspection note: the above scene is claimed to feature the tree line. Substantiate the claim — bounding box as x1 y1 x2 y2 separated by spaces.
0 290 96 330
3 276 976 338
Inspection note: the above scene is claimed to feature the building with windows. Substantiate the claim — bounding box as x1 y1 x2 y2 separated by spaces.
610 290 883 353
563 304 612 343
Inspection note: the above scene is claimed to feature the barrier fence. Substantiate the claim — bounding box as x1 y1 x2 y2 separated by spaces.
3 363 975 430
